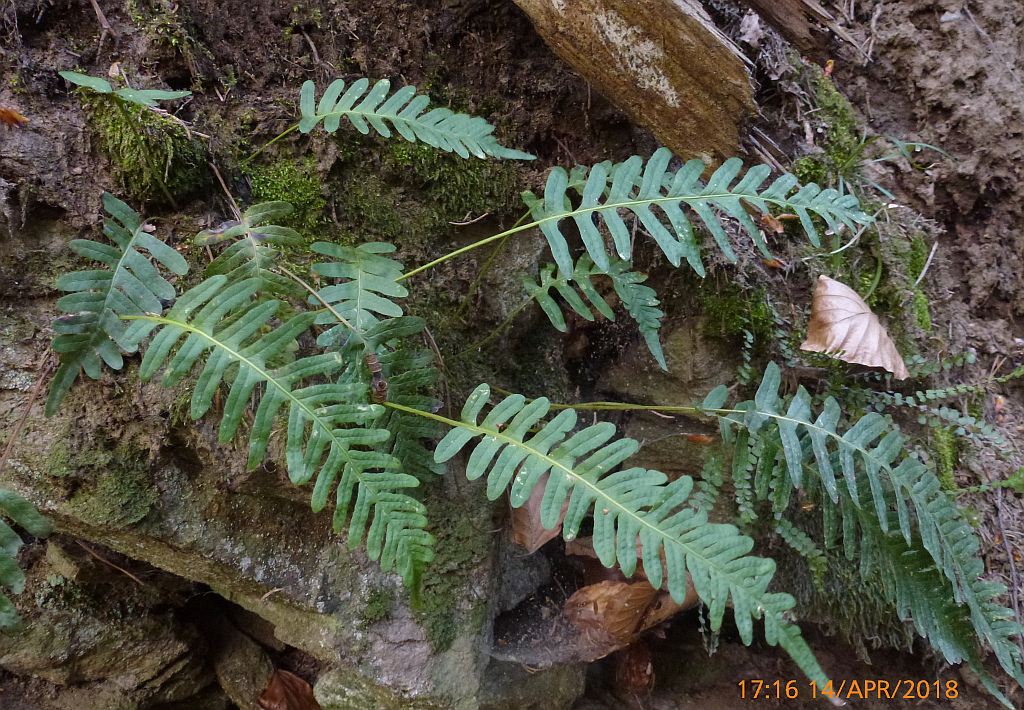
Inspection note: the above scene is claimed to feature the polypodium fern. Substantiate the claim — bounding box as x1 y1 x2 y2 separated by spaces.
298 78 535 160
0 490 50 630
195 201 305 298
46 193 189 416
311 242 409 345
122 275 433 587
522 254 666 369
426 384 830 690
521 147 871 278
703 362 1024 692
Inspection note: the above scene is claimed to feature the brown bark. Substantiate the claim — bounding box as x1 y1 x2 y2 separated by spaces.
512 0 756 163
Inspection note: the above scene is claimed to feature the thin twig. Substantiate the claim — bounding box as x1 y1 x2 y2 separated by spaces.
210 162 244 220
88 0 114 55
77 541 146 585
0 351 54 479
913 240 939 287
449 210 491 226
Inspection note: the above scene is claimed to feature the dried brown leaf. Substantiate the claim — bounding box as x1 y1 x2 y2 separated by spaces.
564 580 660 647
0 107 29 127
258 670 321 710
510 471 567 553
800 275 910 379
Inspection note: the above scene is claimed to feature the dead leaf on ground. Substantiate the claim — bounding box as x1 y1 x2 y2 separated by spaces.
0 107 29 127
510 471 568 553
258 670 322 710
800 275 910 379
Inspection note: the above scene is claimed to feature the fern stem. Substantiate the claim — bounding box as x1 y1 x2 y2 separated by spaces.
400 189 819 282
456 210 532 317
467 296 536 352
275 264 372 352
244 124 300 164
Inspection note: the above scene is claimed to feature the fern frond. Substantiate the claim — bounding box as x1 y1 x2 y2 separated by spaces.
843 488 1016 707
125 275 433 586
298 79 535 160
522 147 871 277
522 254 666 368
311 242 409 345
432 384 830 689
195 201 305 297
704 363 1024 688
689 454 723 512
775 518 826 589
0 490 51 629
47 193 189 416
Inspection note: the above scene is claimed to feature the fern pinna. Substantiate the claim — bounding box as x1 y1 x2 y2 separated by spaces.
0 490 51 629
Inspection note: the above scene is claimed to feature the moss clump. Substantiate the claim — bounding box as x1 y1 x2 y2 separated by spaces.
381 141 520 219
812 72 861 173
414 486 492 652
249 156 327 233
932 427 960 492
82 93 208 204
698 284 775 348
908 236 930 280
47 438 156 528
792 156 828 187
912 289 932 330
361 587 396 622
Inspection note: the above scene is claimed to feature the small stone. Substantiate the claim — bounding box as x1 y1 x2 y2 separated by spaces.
72 167 83 175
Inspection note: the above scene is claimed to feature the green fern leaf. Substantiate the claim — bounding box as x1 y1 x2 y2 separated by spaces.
522 254 666 368
0 490 51 630
298 79 534 160
47 192 190 416
521 147 871 277
434 384 830 689
195 201 304 297
709 362 1024 689
125 275 433 586
311 242 409 345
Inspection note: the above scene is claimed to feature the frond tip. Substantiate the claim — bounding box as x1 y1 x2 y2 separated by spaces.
433 384 830 689
298 78 535 160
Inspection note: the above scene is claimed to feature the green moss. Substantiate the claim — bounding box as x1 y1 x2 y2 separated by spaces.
932 427 960 492
47 437 156 528
249 156 327 233
361 587 396 622
812 72 861 172
912 289 932 330
382 141 520 219
792 156 828 187
414 485 492 652
698 283 774 347
82 93 209 204
908 237 929 280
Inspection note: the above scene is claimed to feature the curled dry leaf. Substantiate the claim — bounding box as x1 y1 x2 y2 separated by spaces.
801 275 910 379
564 580 661 651
258 670 322 710
510 471 568 553
0 107 29 127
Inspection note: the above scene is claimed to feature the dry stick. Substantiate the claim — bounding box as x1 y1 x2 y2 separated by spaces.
994 486 1024 656
77 541 146 585
88 0 114 55
0 351 54 479
913 240 939 287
